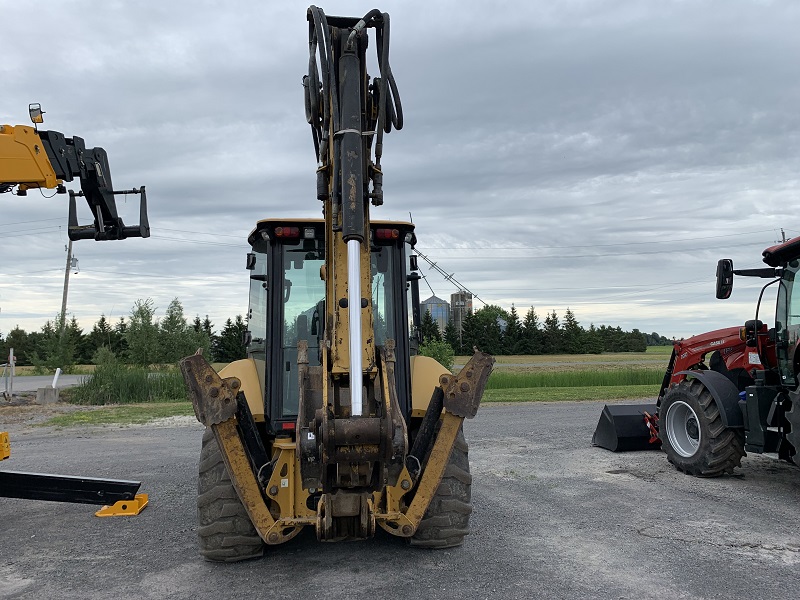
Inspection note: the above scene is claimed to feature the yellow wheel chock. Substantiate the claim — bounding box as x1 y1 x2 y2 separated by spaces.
95 493 149 517
0 432 10 461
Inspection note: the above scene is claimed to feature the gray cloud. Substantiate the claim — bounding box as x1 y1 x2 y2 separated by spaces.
2 0 799 339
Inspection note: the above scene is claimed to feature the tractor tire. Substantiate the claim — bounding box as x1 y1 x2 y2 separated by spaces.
197 428 263 562
785 392 800 467
410 427 473 548
659 379 745 477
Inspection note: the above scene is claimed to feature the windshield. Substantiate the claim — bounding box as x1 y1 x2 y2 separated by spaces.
247 241 268 362
371 245 399 346
281 239 325 416
776 259 800 386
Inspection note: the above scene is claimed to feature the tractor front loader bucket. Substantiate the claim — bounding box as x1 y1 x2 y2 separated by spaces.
592 403 662 452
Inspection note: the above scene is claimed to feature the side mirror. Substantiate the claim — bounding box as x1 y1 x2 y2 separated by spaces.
29 103 44 124
716 259 734 299
246 252 256 270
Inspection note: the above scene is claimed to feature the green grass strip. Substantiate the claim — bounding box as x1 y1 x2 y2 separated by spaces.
486 368 664 389
39 402 195 428
483 385 661 403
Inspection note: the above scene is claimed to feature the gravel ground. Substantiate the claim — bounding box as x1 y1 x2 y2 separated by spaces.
1 401 799 600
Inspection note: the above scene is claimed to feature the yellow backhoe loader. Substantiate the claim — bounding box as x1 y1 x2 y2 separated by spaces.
180 6 493 561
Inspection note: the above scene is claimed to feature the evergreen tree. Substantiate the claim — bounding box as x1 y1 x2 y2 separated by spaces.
3 326 32 365
443 320 461 355
562 308 584 354
542 310 562 354
502 304 522 354
29 315 77 372
626 328 648 352
521 307 542 355
86 314 116 358
67 316 91 364
215 316 247 362
461 305 505 355
113 317 129 358
419 309 441 344
584 324 605 354
202 315 214 338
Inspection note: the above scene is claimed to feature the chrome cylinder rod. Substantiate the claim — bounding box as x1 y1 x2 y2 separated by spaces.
347 239 363 416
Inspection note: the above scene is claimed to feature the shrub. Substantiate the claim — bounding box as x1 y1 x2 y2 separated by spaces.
418 339 455 371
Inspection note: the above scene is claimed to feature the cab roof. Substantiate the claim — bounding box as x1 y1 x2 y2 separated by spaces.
248 218 415 246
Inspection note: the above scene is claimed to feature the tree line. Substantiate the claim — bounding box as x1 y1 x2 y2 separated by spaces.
420 304 672 356
0 298 247 370
1 299 673 371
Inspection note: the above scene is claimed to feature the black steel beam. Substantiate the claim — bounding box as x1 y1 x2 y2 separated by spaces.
0 470 140 505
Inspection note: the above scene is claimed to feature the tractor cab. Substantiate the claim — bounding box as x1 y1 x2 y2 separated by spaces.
716 237 800 388
244 218 420 434
773 255 800 388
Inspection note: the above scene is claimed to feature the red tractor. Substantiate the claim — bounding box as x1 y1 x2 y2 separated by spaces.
595 236 800 476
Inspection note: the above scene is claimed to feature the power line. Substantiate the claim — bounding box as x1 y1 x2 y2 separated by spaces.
421 229 776 251
415 239 769 260
0 217 64 228
157 227 246 239
150 234 244 248
414 247 487 306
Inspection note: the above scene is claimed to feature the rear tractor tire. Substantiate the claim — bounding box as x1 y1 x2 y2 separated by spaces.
785 392 800 467
659 379 745 477
197 428 264 562
410 427 474 548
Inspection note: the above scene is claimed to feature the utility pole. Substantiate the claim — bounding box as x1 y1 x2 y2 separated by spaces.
60 239 72 337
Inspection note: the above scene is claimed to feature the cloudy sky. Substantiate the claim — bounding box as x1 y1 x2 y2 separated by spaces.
2 0 799 340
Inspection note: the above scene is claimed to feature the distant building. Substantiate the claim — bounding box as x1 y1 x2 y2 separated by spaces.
421 295 450 334
450 290 473 337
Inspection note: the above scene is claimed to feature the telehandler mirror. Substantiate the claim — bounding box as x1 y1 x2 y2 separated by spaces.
246 253 256 270
29 103 44 124
716 259 734 299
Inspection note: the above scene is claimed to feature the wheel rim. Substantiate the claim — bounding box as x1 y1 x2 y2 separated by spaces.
665 400 701 458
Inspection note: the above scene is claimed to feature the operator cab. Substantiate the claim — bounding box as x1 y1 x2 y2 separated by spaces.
245 218 420 434
776 259 800 386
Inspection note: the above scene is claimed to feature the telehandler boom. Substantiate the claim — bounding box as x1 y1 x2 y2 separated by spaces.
1 106 149 513
180 6 493 560
0 104 149 241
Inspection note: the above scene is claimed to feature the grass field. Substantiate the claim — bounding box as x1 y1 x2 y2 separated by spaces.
460 346 671 403
31 348 673 425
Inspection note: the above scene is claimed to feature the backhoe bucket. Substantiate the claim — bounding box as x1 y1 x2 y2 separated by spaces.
592 403 661 452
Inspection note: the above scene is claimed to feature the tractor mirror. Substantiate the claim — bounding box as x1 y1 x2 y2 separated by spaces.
246 252 256 270
716 259 734 299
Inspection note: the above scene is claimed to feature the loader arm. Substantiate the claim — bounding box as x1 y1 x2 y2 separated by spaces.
0 118 149 241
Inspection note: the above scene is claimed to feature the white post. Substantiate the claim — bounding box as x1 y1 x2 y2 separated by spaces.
52 367 62 389
8 347 14 397
347 239 363 416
